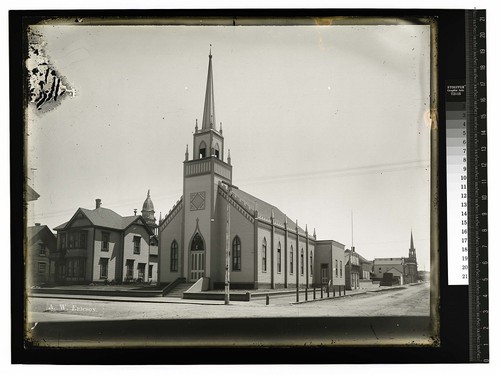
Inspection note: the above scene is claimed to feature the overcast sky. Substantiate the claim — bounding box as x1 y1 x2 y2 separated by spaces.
26 23 431 270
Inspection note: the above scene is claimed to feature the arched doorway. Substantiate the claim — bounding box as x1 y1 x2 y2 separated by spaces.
189 232 205 281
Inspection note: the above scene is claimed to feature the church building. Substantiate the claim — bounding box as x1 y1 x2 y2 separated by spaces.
158 51 346 291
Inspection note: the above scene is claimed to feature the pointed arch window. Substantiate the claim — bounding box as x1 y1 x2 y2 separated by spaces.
310 252 313 276
290 245 294 274
191 233 205 251
170 240 179 272
214 143 220 159
199 141 207 159
277 242 282 273
262 238 267 272
300 248 304 275
232 236 241 271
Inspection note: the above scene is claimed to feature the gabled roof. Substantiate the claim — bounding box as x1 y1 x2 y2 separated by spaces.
27 225 55 241
228 186 308 235
26 185 40 202
54 207 153 235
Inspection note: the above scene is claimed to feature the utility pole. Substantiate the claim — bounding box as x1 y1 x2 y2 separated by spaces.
221 181 238 305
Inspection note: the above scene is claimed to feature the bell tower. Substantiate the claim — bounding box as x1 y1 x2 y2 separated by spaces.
182 49 232 282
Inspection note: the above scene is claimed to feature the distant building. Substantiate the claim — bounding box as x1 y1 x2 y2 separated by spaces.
402 231 418 283
27 224 57 286
372 231 419 285
314 240 346 290
52 195 157 284
344 247 361 290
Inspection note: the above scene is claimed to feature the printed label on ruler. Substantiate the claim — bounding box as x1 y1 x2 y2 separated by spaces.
446 81 469 285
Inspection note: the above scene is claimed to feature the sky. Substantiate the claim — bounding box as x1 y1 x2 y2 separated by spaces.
26 22 431 270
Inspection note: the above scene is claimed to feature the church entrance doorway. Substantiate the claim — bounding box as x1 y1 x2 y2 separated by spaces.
190 252 205 281
189 232 205 281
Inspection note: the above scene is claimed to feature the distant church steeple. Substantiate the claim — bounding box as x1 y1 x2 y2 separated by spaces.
409 230 417 261
202 47 216 130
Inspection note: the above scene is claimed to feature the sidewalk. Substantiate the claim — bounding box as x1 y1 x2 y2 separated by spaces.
27 285 406 306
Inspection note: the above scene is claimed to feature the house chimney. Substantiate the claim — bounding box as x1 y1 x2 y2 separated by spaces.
95 199 102 209
35 223 41 226
134 209 137 215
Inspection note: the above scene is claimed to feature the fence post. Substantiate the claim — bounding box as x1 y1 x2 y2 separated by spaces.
266 294 270 305
313 287 316 300
320 285 323 299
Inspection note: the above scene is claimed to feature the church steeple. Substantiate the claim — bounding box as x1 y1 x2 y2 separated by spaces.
202 48 216 130
409 230 417 261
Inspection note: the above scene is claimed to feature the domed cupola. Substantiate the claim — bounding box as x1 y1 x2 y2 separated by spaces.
141 189 156 227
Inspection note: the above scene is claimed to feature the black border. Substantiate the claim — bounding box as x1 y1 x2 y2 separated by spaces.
11 8 473 364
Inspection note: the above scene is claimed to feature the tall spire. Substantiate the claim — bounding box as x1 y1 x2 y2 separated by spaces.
410 229 415 249
202 46 216 130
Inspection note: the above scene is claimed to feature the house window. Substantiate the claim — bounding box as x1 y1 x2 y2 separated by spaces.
170 240 179 272
133 236 141 254
262 238 267 272
138 263 146 281
148 265 153 279
39 243 46 257
310 252 313 276
68 231 87 249
79 232 87 249
60 233 66 250
126 260 134 279
336 260 339 277
300 248 304 275
290 246 294 274
102 232 110 251
340 261 343 277
232 236 241 271
38 262 46 273
99 258 108 279
277 242 282 273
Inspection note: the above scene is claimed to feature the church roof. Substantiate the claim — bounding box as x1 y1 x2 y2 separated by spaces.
229 186 308 236
201 50 216 130
142 189 155 212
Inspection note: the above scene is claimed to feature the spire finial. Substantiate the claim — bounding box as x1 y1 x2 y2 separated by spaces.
227 149 231 165
220 122 223 134
185 144 189 161
202 47 216 130
147 189 150 198
195 118 198 132
209 44 212 57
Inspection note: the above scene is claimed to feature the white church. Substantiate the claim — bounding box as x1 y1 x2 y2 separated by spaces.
157 51 346 291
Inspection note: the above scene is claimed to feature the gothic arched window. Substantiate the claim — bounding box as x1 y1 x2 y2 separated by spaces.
214 143 220 159
232 236 241 271
199 141 207 159
290 245 294 274
300 248 304 275
170 240 178 272
191 233 205 251
262 238 267 272
277 242 282 273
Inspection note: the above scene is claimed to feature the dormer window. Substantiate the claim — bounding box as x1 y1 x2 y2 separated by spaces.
199 141 207 158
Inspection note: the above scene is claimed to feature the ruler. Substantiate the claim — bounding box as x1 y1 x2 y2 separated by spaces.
465 9 488 363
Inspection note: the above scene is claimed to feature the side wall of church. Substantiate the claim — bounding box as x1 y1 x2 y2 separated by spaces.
256 225 315 289
158 210 183 283
212 194 255 289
